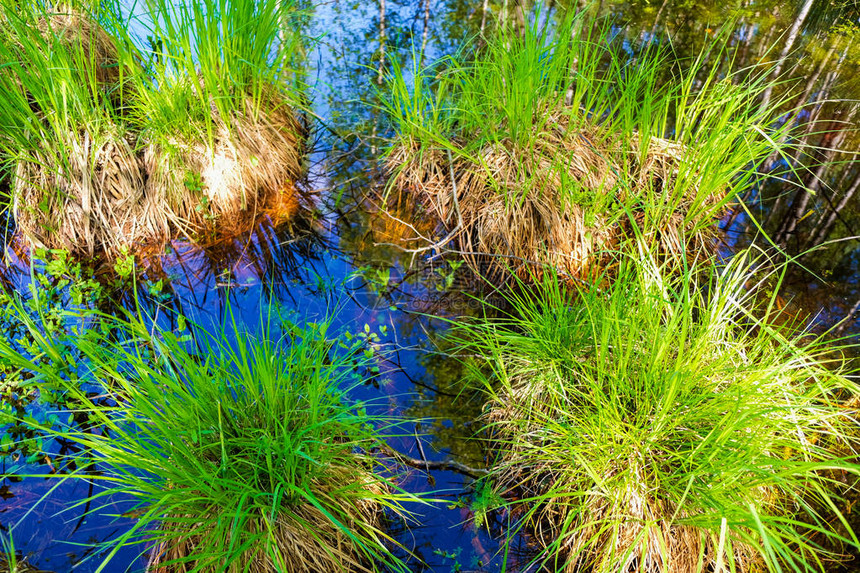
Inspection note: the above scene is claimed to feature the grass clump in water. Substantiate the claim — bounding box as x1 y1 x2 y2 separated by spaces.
137 0 309 239
0 307 415 572
381 12 795 281
455 250 860 572
0 0 309 259
0 0 144 257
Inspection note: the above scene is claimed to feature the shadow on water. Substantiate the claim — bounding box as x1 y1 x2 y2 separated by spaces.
2 0 860 571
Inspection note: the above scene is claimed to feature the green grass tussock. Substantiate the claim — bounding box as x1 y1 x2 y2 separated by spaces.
455 249 860 573
0 0 309 259
0 306 415 572
381 11 796 281
0 1 142 256
138 0 308 237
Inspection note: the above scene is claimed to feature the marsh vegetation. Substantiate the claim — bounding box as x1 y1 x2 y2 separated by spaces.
0 1 859 572
454 250 860 572
0 0 309 259
380 13 796 281
0 304 417 572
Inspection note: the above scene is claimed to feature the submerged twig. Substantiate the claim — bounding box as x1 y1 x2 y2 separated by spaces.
414 424 432 484
377 445 488 480
375 149 465 269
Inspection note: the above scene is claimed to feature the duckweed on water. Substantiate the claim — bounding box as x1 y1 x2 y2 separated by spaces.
453 249 860 573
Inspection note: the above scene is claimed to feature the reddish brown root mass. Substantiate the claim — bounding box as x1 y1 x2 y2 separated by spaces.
385 111 725 282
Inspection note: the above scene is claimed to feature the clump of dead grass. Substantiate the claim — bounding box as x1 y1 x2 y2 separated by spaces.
144 94 308 240
455 249 860 573
147 470 391 573
13 127 154 256
387 119 710 281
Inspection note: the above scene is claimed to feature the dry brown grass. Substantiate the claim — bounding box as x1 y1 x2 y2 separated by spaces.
38 4 124 88
146 473 389 573
14 127 152 257
143 94 307 241
386 110 724 282
13 92 307 258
